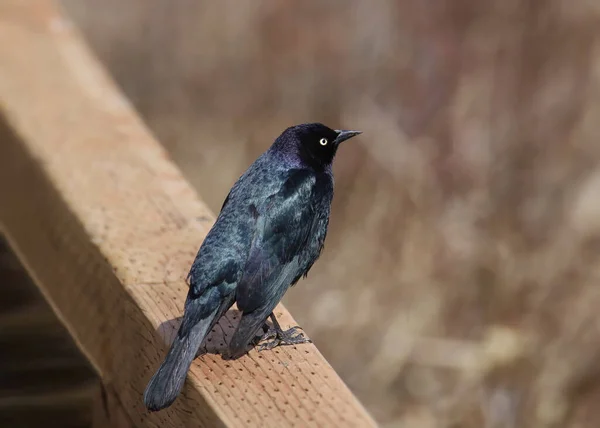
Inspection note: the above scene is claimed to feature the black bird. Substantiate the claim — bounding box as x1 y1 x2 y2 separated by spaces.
143 123 361 411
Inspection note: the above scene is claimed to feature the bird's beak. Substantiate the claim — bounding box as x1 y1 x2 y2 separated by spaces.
334 129 362 145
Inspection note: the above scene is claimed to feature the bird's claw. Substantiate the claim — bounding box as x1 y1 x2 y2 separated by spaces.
256 326 311 351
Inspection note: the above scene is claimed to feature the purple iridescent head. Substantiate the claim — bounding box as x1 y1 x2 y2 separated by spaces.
274 123 362 169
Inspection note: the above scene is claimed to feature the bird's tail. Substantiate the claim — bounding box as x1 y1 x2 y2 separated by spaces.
143 306 218 411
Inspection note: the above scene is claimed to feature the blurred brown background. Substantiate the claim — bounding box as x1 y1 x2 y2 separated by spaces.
58 1 600 426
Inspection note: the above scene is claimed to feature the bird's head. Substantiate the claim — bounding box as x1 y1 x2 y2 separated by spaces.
275 123 362 169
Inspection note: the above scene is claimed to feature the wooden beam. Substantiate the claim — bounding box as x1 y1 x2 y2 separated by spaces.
0 1 377 427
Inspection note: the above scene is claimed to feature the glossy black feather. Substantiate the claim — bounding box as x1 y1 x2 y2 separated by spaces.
143 123 360 410
236 168 332 313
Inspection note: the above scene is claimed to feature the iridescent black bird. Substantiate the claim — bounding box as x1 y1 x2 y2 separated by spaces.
143 123 361 411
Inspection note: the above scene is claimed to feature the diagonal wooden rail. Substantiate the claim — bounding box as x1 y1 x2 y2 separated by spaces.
0 1 377 427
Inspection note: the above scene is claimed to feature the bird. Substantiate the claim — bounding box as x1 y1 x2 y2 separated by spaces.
143 123 361 411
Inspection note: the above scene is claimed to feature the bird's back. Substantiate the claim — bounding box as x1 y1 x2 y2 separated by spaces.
190 148 333 297
187 151 305 290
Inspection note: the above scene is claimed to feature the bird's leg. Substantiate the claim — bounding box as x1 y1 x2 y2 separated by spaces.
251 321 274 345
252 314 283 344
256 313 311 351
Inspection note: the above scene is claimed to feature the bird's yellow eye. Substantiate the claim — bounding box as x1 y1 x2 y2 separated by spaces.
319 138 328 146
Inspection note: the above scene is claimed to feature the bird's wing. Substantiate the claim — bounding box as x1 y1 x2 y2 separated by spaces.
235 168 318 314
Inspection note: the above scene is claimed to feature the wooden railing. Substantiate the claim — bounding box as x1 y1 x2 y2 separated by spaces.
0 1 377 427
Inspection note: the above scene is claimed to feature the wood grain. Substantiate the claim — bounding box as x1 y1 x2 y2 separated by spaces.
0 1 377 427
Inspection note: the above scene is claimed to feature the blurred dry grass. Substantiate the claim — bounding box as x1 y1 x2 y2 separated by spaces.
60 1 600 426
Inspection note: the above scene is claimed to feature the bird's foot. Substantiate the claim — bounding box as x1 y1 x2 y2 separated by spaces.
256 325 311 351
